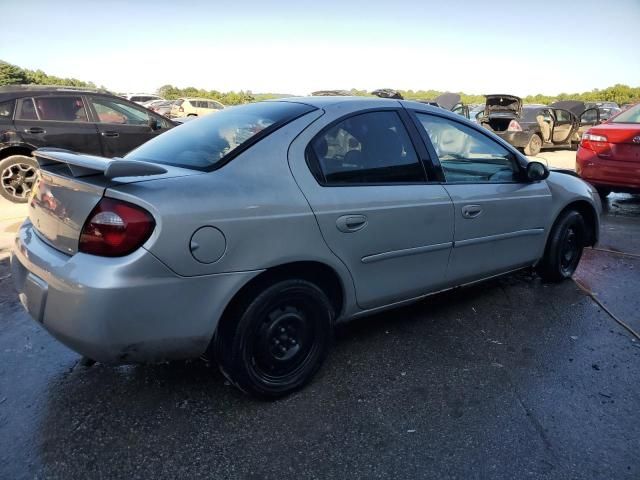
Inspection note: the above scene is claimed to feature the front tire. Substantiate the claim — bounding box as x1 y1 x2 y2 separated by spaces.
215 279 334 399
0 155 38 203
537 210 586 282
524 134 542 156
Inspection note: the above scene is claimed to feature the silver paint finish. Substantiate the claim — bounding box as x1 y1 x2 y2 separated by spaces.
12 220 260 362
12 97 601 362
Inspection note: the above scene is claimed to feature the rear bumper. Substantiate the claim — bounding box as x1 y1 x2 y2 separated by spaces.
576 147 640 192
11 220 260 363
493 131 531 149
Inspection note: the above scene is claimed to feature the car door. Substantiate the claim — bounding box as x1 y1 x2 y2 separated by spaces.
13 96 101 155
452 104 470 119
576 108 600 140
288 109 455 310
550 108 576 144
411 111 552 284
87 95 171 157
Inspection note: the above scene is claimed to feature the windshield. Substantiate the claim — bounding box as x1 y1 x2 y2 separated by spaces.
126 101 316 170
610 103 640 124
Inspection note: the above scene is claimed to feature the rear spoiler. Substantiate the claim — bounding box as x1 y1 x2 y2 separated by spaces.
34 148 167 179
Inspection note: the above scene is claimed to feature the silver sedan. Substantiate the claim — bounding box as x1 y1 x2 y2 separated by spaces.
11 97 601 398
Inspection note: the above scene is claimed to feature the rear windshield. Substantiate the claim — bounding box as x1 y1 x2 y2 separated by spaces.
126 101 316 170
610 104 640 124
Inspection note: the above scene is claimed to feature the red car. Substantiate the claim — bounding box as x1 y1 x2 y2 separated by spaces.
576 103 640 198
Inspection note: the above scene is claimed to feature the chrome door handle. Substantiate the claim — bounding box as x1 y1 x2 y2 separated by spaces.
25 127 45 134
461 205 482 219
336 214 367 233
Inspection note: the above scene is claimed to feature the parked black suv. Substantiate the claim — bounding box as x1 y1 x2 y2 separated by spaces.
478 95 600 156
0 86 176 202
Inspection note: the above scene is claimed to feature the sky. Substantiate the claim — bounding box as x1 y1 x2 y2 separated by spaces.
1 0 639 96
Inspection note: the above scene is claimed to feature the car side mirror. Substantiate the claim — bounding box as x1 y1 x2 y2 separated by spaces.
148 117 161 130
526 161 549 181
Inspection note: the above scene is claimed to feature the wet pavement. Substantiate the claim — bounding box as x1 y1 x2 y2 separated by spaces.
0 195 639 479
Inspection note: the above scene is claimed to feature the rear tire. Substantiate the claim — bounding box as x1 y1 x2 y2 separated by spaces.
0 155 38 203
537 210 586 282
215 279 334 399
524 134 542 156
596 187 611 199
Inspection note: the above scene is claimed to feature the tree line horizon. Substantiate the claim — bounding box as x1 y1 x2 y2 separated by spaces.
2 60 639 106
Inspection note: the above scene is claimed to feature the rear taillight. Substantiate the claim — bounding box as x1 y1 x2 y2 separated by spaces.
79 198 155 257
507 120 522 132
580 132 611 156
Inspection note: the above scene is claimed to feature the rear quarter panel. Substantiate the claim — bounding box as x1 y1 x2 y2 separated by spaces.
106 111 356 308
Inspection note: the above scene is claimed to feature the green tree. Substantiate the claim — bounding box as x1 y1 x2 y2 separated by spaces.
0 61 28 85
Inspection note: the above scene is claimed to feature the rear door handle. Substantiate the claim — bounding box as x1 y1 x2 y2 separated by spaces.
336 214 367 233
25 127 45 134
461 205 483 219
101 131 120 138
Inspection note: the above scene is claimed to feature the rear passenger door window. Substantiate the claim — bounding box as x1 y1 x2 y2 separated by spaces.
16 96 88 122
415 113 519 183
308 111 426 185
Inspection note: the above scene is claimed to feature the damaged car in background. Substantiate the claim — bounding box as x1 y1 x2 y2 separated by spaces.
478 95 600 156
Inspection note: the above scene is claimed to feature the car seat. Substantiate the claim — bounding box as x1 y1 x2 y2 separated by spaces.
536 113 551 143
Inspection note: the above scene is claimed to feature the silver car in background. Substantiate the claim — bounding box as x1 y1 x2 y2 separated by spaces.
11 97 601 398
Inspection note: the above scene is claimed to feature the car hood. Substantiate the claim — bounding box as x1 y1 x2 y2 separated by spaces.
485 94 522 115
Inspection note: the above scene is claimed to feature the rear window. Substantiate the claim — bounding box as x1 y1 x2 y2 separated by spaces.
611 104 640 124
126 101 316 170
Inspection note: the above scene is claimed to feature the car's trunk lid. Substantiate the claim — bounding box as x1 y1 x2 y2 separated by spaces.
29 148 203 255
484 94 522 116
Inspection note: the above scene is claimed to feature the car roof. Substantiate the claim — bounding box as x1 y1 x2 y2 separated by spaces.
275 96 465 118
0 85 113 102
276 96 402 108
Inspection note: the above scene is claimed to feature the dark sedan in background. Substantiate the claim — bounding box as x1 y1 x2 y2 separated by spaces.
0 85 176 202
478 95 599 156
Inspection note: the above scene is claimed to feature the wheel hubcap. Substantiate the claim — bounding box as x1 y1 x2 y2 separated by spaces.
253 305 313 379
1 163 37 200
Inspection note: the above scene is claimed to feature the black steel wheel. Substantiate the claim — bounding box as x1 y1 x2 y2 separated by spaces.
215 279 334 398
0 155 38 203
537 210 586 282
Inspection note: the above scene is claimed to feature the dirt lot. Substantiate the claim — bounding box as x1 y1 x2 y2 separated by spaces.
527 148 577 170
